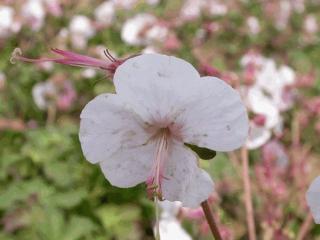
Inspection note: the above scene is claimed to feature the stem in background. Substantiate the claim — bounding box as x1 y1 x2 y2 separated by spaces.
241 147 256 240
297 212 313 240
201 200 222 240
46 104 56 125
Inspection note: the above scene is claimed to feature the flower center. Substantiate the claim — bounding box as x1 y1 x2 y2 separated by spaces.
146 128 170 200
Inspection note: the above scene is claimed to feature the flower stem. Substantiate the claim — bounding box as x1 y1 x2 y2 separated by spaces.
201 200 222 240
241 147 256 240
154 197 160 240
297 212 313 240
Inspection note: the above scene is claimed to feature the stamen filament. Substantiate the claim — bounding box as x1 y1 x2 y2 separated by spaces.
147 129 170 200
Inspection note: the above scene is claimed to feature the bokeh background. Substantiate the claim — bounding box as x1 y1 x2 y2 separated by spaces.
1 0 320 239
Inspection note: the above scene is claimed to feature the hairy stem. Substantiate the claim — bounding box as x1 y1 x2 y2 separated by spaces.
241 147 256 240
201 200 222 240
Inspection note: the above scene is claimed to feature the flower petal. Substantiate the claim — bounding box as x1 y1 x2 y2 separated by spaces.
99 142 155 188
247 86 280 128
158 218 192 240
79 93 149 164
306 176 320 224
179 76 249 152
113 54 200 123
246 123 271 150
162 142 214 208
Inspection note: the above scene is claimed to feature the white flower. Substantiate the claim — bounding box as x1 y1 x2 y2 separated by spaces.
180 0 203 20
304 15 318 34
79 54 248 207
32 81 56 110
306 176 320 224
158 201 192 240
82 68 97 79
0 71 6 89
246 16 260 35
112 0 138 9
255 59 296 111
240 51 265 68
246 123 271 150
145 25 168 43
69 15 95 49
146 0 160 6
275 0 291 30
247 86 281 129
121 14 167 46
94 1 115 25
21 0 46 31
0 6 14 37
206 0 227 16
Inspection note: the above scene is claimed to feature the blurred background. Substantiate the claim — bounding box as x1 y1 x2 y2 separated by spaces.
0 0 320 239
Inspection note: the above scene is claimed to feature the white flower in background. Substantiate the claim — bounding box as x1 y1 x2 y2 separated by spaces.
43 0 62 17
32 79 76 111
21 0 45 31
157 201 192 240
180 0 203 20
94 1 115 26
206 0 227 16
79 54 248 207
142 46 159 54
306 176 320 224
256 59 296 111
82 68 97 79
245 86 281 149
121 14 155 45
112 0 138 9
241 56 295 149
32 81 56 110
275 0 291 30
304 15 318 34
0 6 14 37
247 87 281 129
0 71 6 90
69 15 95 49
246 123 272 150
240 51 265 68
145 25 168 43
246 16 261 35
146 0 160 6
292 0 305 13
121 14 168 46
180 0 227 20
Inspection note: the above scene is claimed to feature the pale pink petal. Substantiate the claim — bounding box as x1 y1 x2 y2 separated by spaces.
159 218 192 240
306 176 320 224
99 142 155 188
79 93 149 164
246 123 271 150
179 76 249 151
113 54 200 123
162 142 214 208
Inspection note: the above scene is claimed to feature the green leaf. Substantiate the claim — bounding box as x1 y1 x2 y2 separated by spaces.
184 143 216 160
95 205 141 239
62 216 97 240
49 189 87 209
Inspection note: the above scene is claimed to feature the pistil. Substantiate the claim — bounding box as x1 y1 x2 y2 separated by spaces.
146 129 170 200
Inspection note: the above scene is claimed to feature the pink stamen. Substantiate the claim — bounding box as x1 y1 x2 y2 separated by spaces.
146 129 170 200
11 48 134 76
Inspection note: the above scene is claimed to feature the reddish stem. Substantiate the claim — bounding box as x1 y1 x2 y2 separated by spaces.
297 212 313 240
201 200 223 240
241 147 256 240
